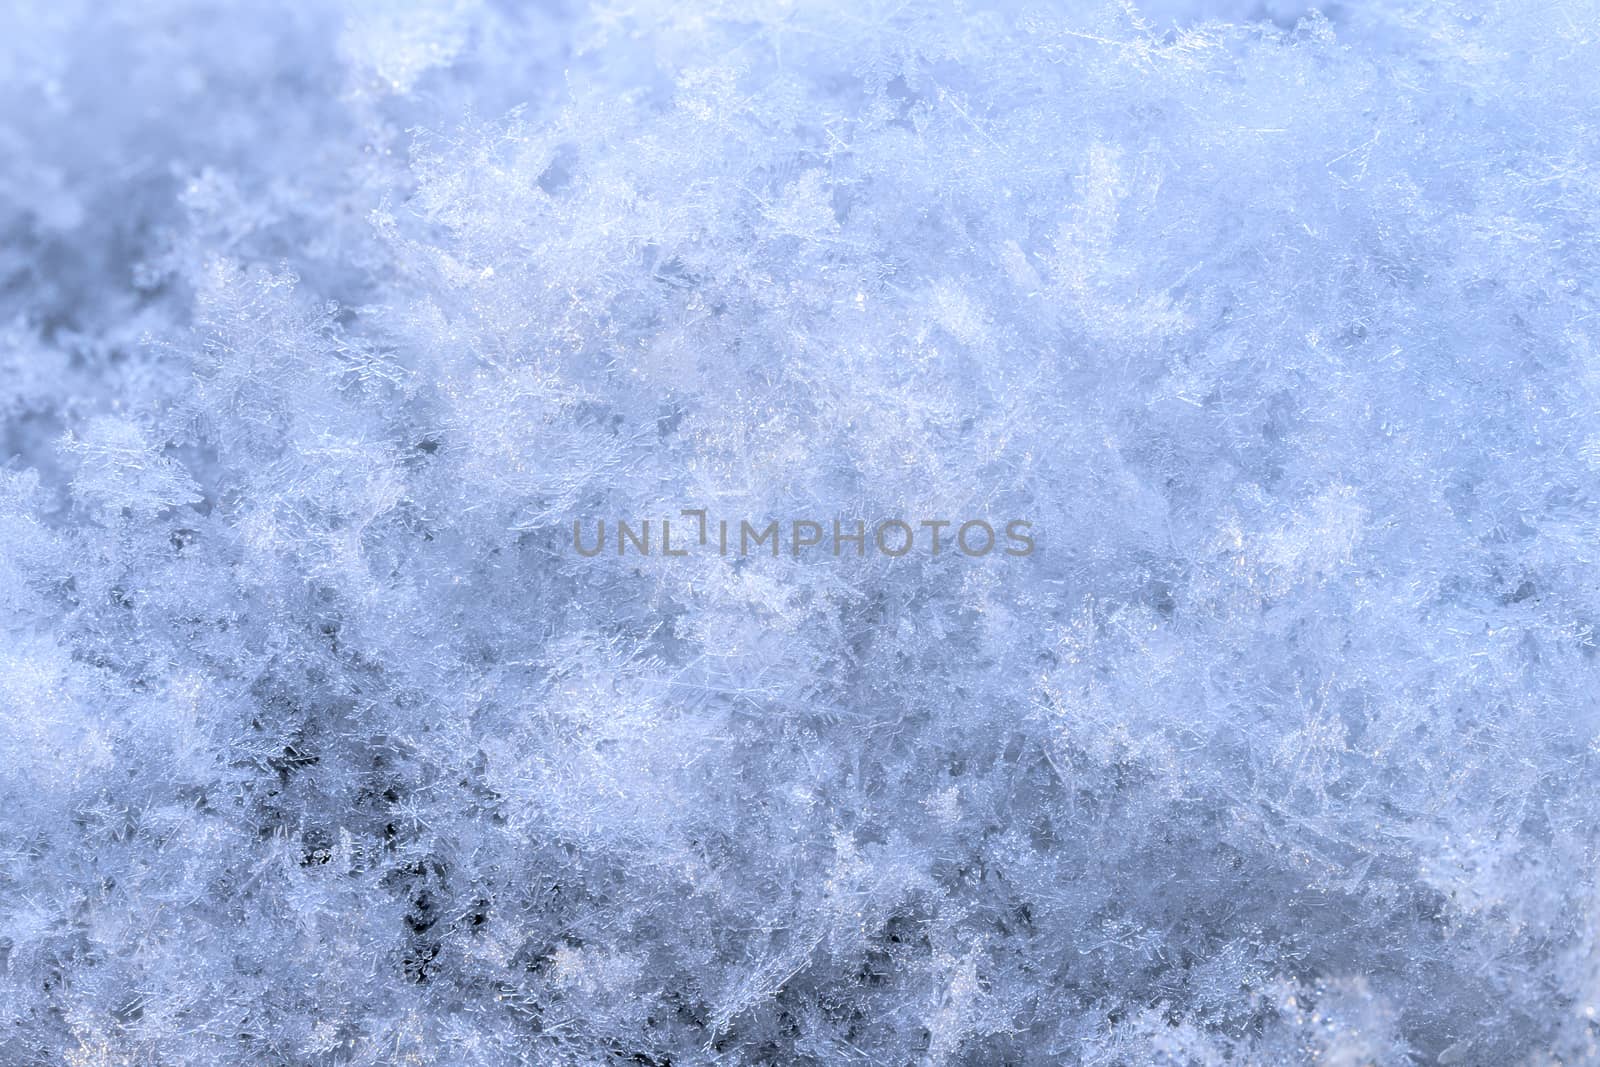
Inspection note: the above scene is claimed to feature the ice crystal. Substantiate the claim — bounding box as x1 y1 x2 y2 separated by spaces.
3 1 1600 1063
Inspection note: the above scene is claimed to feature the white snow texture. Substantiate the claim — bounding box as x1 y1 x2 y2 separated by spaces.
2 1 1599 1064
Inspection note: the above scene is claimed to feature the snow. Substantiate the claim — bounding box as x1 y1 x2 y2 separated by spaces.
2 0 1599 1063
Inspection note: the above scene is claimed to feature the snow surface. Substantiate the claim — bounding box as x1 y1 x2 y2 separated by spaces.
3 0 1600 1063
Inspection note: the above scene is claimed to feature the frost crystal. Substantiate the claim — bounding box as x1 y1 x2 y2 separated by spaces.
3 1 1599 1063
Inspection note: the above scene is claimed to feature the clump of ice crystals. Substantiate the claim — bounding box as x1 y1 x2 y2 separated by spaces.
3 1 1599 1063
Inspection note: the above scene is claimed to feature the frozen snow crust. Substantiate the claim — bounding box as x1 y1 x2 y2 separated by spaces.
3 1 1600 1063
